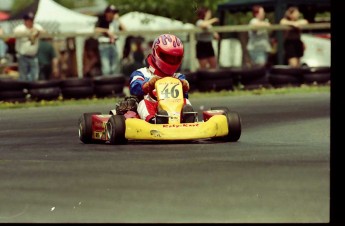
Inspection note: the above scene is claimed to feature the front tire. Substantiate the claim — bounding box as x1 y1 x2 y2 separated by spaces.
212 111 241 142
225 111 241 142
78 112 101 143
106 115 127 145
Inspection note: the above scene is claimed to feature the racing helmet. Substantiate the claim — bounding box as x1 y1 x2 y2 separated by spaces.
148 34 184 76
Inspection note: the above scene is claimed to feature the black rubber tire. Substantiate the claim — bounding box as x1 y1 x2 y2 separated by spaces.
92 75 126 85
198 78 233 92
225 111 242 142
94 84 124 97
230 65 267 81
242 76 272 90
0 79 28 91
301 66 331 74
268 74 302 87
106 115 127 145
198 69 231 80
183 71 198 92
29 87 61 101
269 65 304 77
78 112 102 144
61 86 94 99
27 80 62 89
0 90 26 103
211 111 241 142
303 73 330 84
60 78 93 88
0 90 26 99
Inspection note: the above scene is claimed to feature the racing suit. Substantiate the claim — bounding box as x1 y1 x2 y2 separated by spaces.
129 67 191 122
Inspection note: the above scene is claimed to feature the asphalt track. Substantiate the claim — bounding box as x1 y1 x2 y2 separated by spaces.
0 92 330 223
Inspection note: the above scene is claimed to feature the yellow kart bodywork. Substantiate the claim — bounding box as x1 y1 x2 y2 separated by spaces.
124 114 229 141
121 77 229 140
79 76 241 144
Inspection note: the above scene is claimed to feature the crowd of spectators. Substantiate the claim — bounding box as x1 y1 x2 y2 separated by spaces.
0 4 312 82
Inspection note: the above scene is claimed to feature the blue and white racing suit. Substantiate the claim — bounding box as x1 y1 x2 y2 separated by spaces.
129 67 191 122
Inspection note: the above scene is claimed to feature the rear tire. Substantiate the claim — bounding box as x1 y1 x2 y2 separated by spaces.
106 115 127 145
78 112 101 143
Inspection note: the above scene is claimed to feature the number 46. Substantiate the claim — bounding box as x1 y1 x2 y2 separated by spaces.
161 83 180 98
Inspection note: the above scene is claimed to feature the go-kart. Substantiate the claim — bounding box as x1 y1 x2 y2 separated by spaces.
78 77 241 144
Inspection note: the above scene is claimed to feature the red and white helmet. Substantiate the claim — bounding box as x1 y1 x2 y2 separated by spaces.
148 34 184 76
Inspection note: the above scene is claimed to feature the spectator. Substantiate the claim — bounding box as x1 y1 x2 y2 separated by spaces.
13 12 45 81
195 7 219 69
95 4 126 76
0 26 8 64
247 5 272 67
280 6 308 67
37 37 59 80
83 37 101 77
121 36 146 77
57 47 70 79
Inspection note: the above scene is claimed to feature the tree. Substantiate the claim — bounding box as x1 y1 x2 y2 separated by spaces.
106 0 228 23
10 0 228 24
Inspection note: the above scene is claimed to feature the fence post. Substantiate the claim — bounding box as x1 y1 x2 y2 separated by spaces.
189 31 196 72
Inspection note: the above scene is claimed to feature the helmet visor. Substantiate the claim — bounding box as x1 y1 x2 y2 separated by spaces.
158 51 183 65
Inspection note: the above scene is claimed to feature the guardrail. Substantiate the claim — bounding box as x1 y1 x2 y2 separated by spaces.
0 23 330 72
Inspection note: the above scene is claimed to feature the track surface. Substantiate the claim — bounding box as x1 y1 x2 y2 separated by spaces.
0 93 330 223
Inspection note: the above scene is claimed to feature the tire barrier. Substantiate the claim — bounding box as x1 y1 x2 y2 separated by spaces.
197 69 233 92
301 66 331 84
241 76 271 90
60 77 94 99
27 80 62 101
182 71 198 92
268 65 304 88
0 66 330 103
92 75 126 98
268 65 331 87
268 74 302 88
0 79 27 102
228 66 270 89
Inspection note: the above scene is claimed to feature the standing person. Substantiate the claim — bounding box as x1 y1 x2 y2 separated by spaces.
0 26 8 64
37 37 59 80
57 47 70 79
280 6 308 67
13 12 44 81
82 37 101 77
247 5 272 67
128 34 194 124
195 7 219 69
95 4 125 76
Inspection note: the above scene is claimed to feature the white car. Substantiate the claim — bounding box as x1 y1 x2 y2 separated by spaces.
300 33 331 67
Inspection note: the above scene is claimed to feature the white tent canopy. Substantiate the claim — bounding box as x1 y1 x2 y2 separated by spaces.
35 0 97 33
0 0 98 78
34 0 98 78
119 11 194 41
120 11 194 31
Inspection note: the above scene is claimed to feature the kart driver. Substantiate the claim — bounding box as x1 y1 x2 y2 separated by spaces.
129 34 195 124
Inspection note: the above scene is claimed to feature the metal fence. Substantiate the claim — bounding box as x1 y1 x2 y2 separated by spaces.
0 22 330 76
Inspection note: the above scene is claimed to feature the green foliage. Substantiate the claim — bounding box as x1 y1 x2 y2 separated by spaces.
9 0 228 23
11 0 35 14
106 0 228 23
